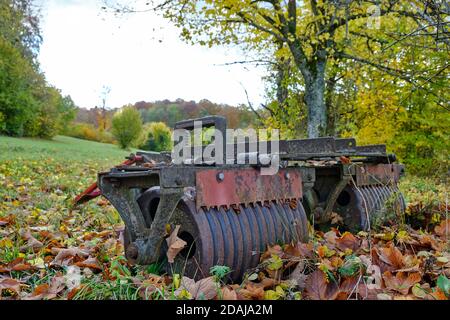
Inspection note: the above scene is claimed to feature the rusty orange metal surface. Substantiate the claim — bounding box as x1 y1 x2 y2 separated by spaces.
195 167 302 209
355 163 402 186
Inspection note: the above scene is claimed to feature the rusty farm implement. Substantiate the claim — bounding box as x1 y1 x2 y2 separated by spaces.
74 116 405 280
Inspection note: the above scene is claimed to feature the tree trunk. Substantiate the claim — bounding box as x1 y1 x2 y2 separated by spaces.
275 58 290 106
289 41 328 138
303 61 327 138
325 75 337 136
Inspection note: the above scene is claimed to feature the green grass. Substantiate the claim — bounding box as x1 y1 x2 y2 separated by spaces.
0 135 137 163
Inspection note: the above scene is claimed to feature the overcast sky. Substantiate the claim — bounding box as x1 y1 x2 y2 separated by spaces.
37 0 266 109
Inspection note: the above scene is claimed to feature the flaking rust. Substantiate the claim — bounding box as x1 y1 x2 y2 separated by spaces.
75 116 405 280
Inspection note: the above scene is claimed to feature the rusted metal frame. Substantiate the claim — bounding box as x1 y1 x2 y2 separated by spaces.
195 167 303 209
98 172 159 241
355 163 403 186
133 186 184 265
73 155 144 205
175 116 228 165
136 150 171 163
99 168 185 265
180 137 391 164
316 164 353 223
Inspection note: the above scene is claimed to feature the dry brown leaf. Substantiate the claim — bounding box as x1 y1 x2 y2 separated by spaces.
166 225 187 263
11 263 33 272
75 257 102 271
51 247 89 266
382 271 421 295
377 243 405 272
237 282 265 300
0 257 33 273
428 288 448 300
221 286 238 300
260 244 283 261
23 284 52 300
415 234 443 251
304 270 339 300
19 230 43 252
323 230 338 247
23 276 66 300
0 215 14 226
337 276 360 299
435 219 450 238
176 276 217 300
0 277 21 294
288 262 307 290
67 285 86 300
336 231 359 252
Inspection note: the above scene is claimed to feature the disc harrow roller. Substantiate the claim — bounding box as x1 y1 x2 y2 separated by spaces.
136 187 309 281
334 184 406 232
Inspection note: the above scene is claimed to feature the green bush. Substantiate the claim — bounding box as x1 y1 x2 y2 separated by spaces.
400 175 449 230
138 122 172 152
111 106 143 149
65 123 115 144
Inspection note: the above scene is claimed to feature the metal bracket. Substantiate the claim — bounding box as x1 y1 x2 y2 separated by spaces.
315 164 352 224
98 176 148 240
127 187 184 265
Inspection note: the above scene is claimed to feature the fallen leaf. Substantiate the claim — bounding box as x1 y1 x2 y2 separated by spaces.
435 219 450 238
377 293 392 300
236 282 265 300
323 230 338 247
11 263 32 272
75 257 102 271
336 232 359 252
288 262 307 290
67 285 86 300
0 277 21 294
436 274 450 296
267 254 283 271
260 244 283 261
166 225 187 263
377 244 404 272
317 245 336 258
176 276 217 300
412 283 427 299
51 247 89 266
383 271 421 295
0 215 14 226
338 276 360 299
23 276 66 300
416 234 442 251
428 288 448 300
19 230 43 252
220 286 237 300
304 270 339 300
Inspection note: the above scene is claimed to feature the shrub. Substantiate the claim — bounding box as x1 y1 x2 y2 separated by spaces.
65 123 116 144
111 106 143 149
138 122 172 152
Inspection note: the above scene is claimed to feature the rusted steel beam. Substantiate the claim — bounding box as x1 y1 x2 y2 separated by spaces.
195 167 302 209
355 163 403 186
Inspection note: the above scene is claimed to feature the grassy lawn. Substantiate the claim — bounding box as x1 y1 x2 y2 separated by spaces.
0 135 135 163
0 135 448 300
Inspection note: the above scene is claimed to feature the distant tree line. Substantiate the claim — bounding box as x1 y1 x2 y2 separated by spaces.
0 0 76 138
68 99 258 150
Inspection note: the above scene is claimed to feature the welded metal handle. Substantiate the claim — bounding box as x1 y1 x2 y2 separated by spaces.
174 116 227 136
174 116 227 164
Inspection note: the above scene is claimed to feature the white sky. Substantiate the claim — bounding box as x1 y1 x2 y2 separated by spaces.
37 0 266 109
